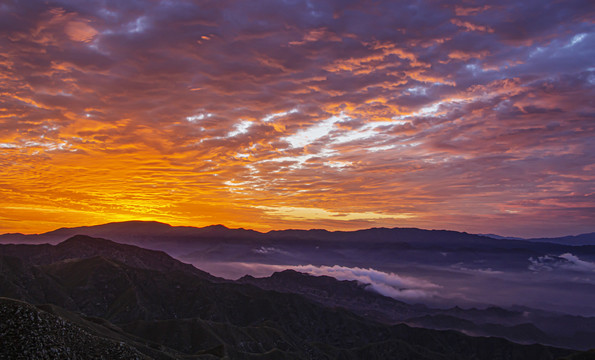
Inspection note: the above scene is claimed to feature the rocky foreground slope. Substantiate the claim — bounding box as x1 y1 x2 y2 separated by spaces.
0 297 149 360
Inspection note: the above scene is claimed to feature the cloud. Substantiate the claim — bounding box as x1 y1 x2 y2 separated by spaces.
0 0 593 237
190 260 440 302
559 253 595 272
450 263 503 275
529 253 595 273
253 206 413 222
252 246 289 256
64 21 97 42
290 264 441 302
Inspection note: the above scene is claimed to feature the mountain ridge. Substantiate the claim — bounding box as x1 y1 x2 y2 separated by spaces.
0 234 220 282
2 220 594 245
0 235 581 359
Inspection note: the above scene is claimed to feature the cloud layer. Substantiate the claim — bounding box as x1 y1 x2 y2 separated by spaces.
529 253 595 273
0 0 594 236
291 264 442 302
192 261 442 302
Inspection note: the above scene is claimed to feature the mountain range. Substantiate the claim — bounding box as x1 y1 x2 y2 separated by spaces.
1 234 590 359
2 220 595 245
2 221 594 315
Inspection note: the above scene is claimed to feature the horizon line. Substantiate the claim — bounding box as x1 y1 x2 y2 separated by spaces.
2 219 593 239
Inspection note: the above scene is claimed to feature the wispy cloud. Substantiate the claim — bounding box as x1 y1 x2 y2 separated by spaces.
291 264 442 301
190 261 440 302
529 253 595 273
559 253 595 272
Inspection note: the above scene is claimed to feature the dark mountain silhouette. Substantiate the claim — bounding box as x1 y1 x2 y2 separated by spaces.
2 221 595 324
0 234 218 281
482 232 595 246
0 221 263 247
239 269 427 321
0 235 579 359
240 270 595 351
526 232 595 246
479 234 524 240
4 221 593 277
3 220 594 250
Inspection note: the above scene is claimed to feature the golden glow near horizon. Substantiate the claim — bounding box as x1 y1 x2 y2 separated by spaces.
1 1 594 237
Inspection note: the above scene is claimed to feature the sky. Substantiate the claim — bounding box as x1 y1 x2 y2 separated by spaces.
0 0 594 237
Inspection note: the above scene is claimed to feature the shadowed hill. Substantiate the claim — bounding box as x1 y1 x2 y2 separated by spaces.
0 234 219 282
239 269 426 321
526 233 595 246
240 270 595 351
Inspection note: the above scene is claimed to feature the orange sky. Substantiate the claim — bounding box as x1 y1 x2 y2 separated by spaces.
1 1 594 237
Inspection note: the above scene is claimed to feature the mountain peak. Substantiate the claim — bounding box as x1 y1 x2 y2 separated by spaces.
3 234 219 282
267 269 363 287
57 234 115 247
271 269 313 279
202 224 229 230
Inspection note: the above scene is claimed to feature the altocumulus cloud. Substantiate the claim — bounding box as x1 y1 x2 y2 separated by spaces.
0 0 593 236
